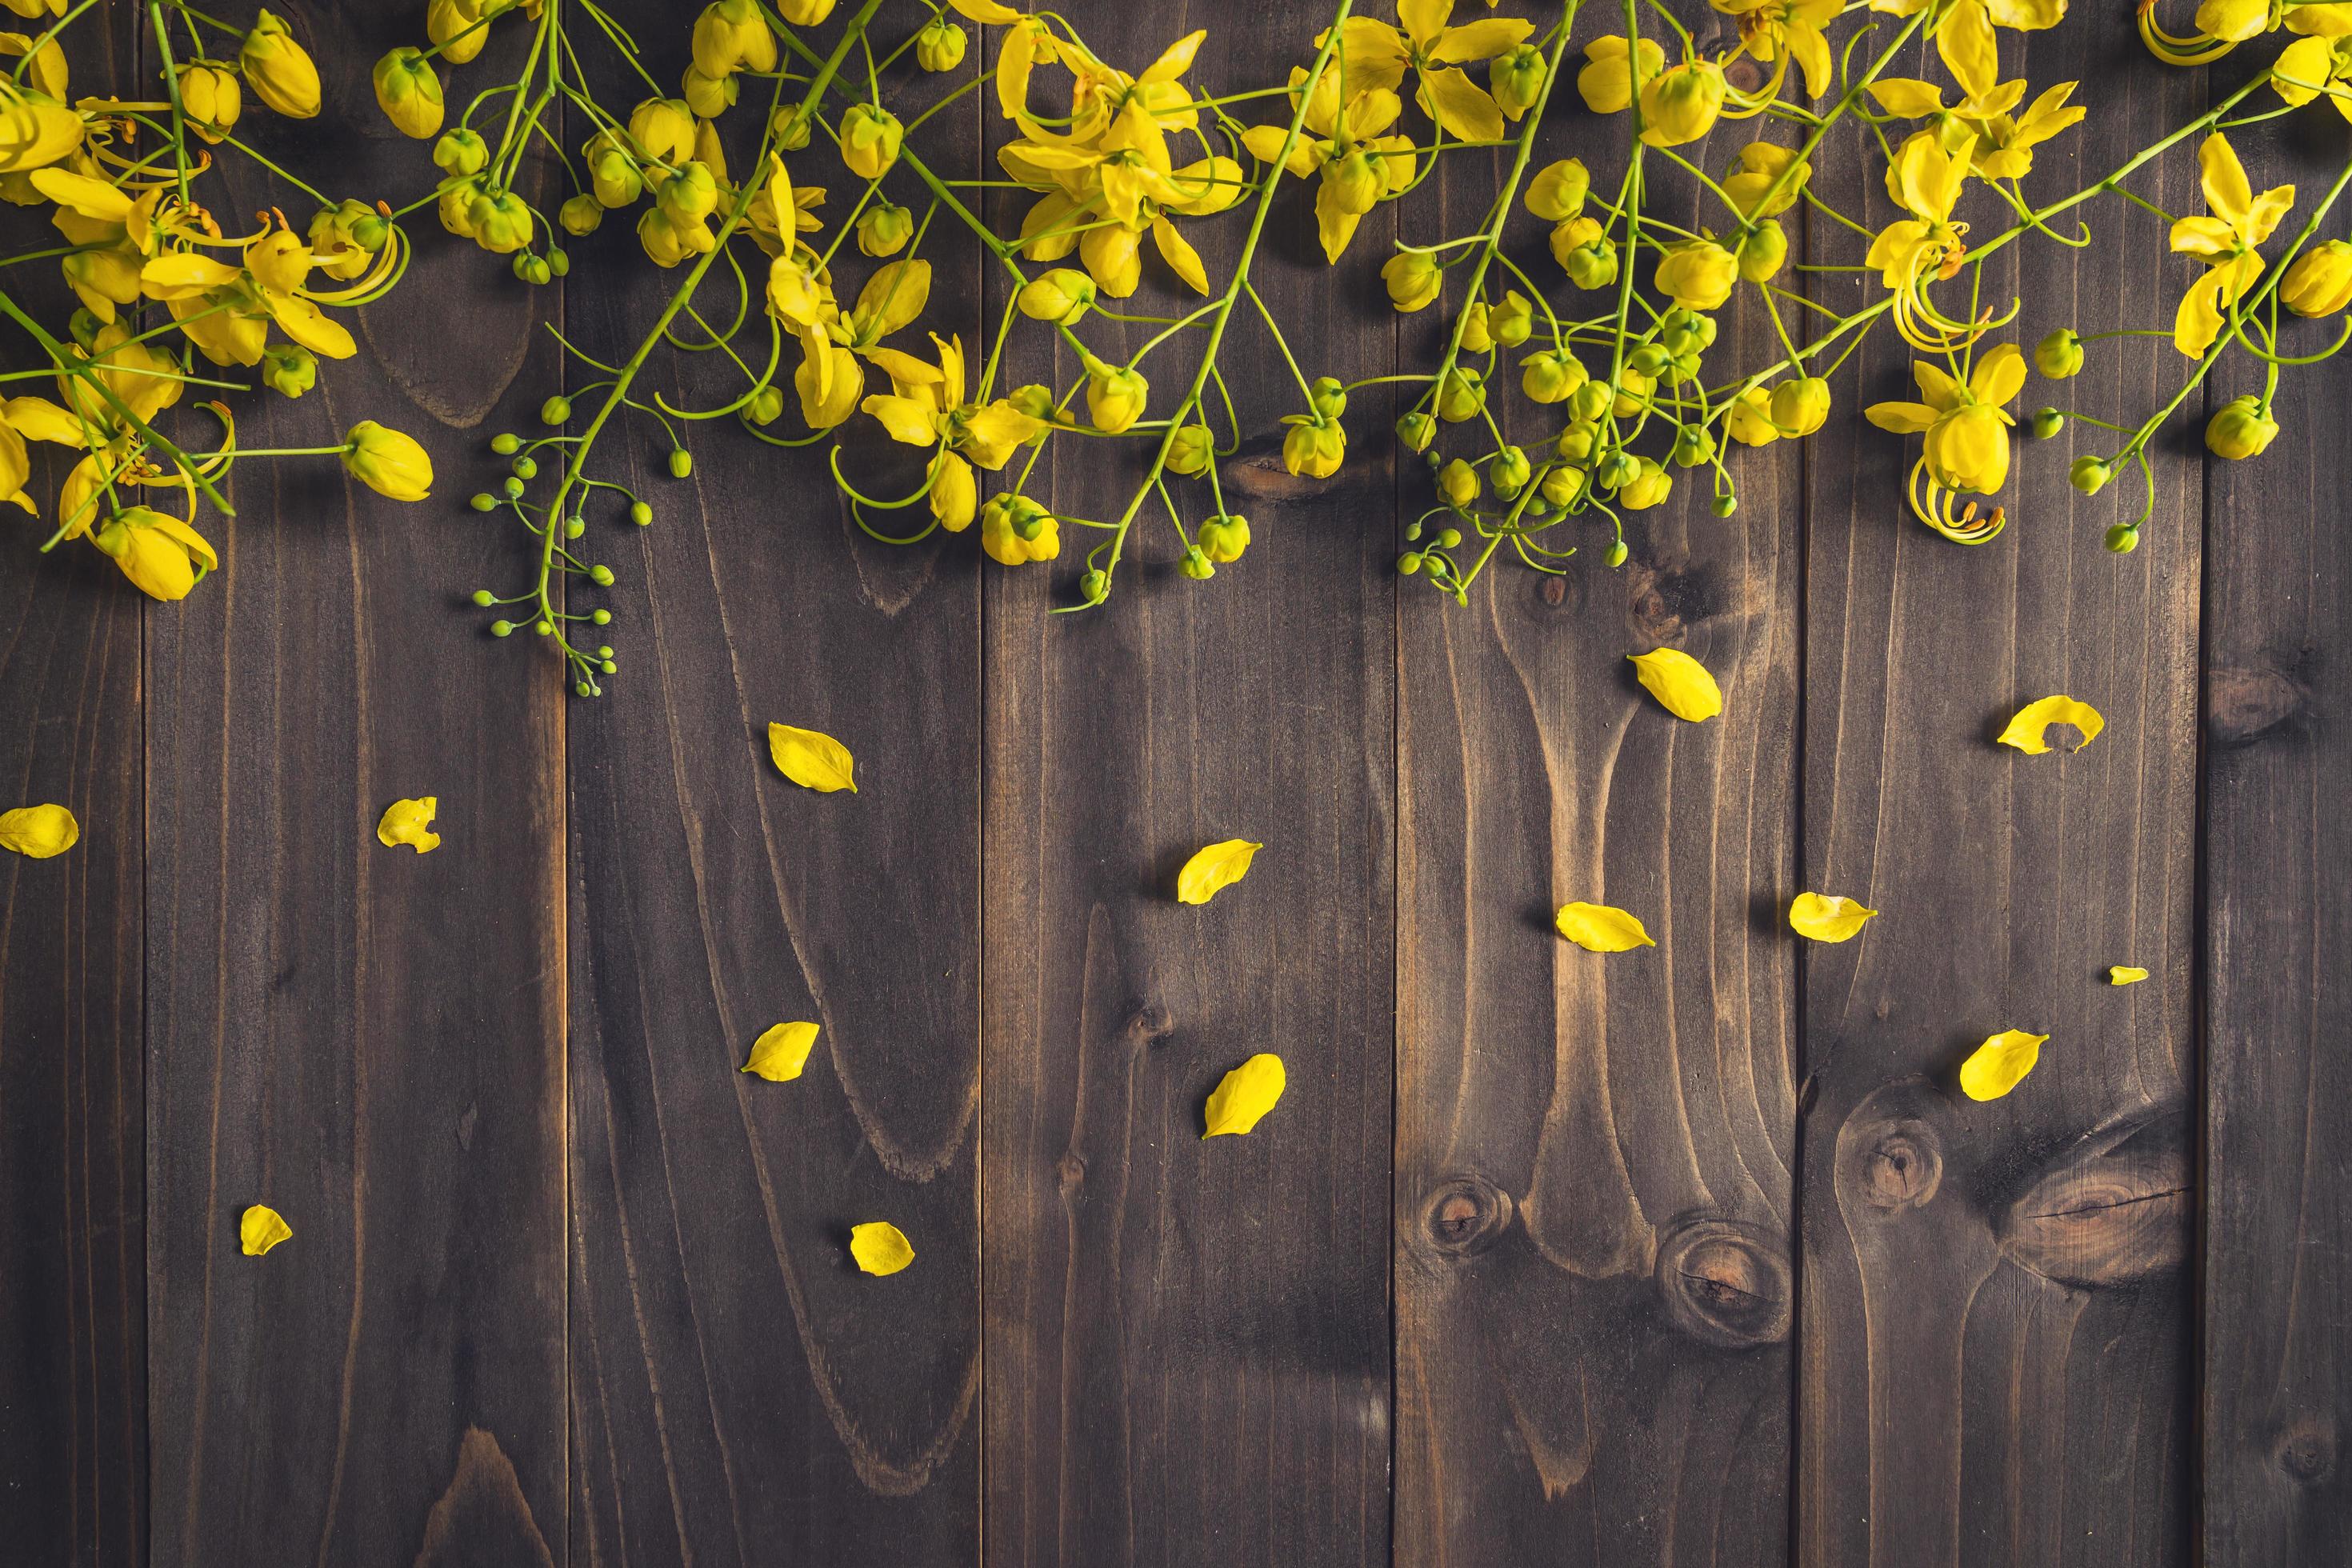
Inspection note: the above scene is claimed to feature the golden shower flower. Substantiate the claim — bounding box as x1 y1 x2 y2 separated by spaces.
980 492 1060 565
2205 394 2279 458
930 453 978 530
2282 238 2352 315
1864 342 2027 493
89 506 217 601
1866 132 1970 292
1333 0 1533 142
2274 34 2352 123
1767 375 1831 436
2170 133 2294 356
1526 158 1590 220
1282 414 1346 477
342 422 434 500
1714 0 1840 97
1382 250 1442 311
1576 34 1663 114
859 332 1044 470
239 10 320 118
838 103 903 180
1638 59 1726 146
177 62 241 142
1654 239 1738 310
373 47 444 138
1084 362 1148 433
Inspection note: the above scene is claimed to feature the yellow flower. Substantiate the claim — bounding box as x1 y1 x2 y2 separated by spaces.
1333 0 1533 142
372 47 444 138
1867 5 2082 179
376 796 442 853
1866 132 1970 294
767 722 858 791
342 422 434 500
0 802 78 858
90 506 216 600
930 452 978 530
239 9 320 118
240 1204 293 1256
1864 342 2026 494
838 103 904 180
2170 133 2294 357
1017 266 1095 323
1654 239 1738 310
1713 0 1840 97
1996 694 2103 754
1958 1029 2046 1101
1638 59 1726 146
1177 838 1262 903
0 76 82 174
1239 74 1410 262
2274 34 2352 122
1576 34 1664 113
1726 386 1782 446
859 332 1044 470
849 1221 914 1276
177 63 242 142
2205 394 2279 459
1554 902 1655 952
1722 142 1808 217
1202 1054 1286 1138
1627 646 1723 721
1526 158 1590 220
980 492 1059 564
1788 892 1876 942
2282 238 2352 315
1767 375 1830 435
1084 361 1148 433
742 1021 820 1082
692 0 778 78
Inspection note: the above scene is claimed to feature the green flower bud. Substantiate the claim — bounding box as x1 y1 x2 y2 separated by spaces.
470 493 497 512
589 564 614 586
1489 290 1534 349
1570 380 1612 422
1671 425 1716 468
2206 394 2279 460
511 456 538 480
1396 410 1437 452
1490 43 1546 119
1197 513 1251 562
1382 250 1442 313
491 619 514 636
1595 450 1638 490
434 126 489 177
1520 347 1587 405
1166 423 1215 475
1017 266 1095 323
1435 366 1486 423
1438 458 1479 509
467 186 534 254
1630 342 1673 378
1736 218 1787 283
2030 407 2064 439
668 448 693 478
558 192 604 235
1540 464 1586 507
658 161 719 224
2105 523 2140 554
749 386 786 426
1310 375 1348 419
915 15 968 71
1559 227 1618 290
1080 568 1110 602
491 432 521 454
1492 445 1531 496
857 202 915 258
262 342 316 398
2069 454 2112 494
471 589 494 607
1398 551 1424 574
1711 493 1737 518
1605 540 1630 567
2034 328 2084 379
1437 527 1462 548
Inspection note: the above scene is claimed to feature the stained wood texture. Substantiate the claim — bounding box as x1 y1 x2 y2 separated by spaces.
1796 19 2201 1566
2201 120 2352 1568
142 5 568 1563
1392 63 1803 1563
562 6 982 1563
978 6 1395 1562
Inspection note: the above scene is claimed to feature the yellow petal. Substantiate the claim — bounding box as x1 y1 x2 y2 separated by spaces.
1627 647 1723 722
1958 1028 2046 1101
1202 1052 1287 1138
239 1204 292 1256
1996 694 2105 754
742 1020 820 1081
375 796 441 853
1789 892 1877 942
0 802 78 858
1177 838 1261 904
1150 214 1208 294
1554 901 1655 952
2110 965 2150 986
767 722 857 792
850 1220 914 1275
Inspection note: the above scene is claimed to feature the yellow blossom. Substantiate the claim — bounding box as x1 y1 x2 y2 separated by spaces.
1864 342 2026 494
980 492 1059 564
2170 133 2294 356
239 10 320 118
90 506 216 601
1334 0 1533 142
342 422 433 500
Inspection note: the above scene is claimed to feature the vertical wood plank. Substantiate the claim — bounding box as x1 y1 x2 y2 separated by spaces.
1795 20 2199 1566
978 5 1395 1560
2201 125 2352 1568
1391 90 1802 1567
144 6 568 1562
562 9 982 1564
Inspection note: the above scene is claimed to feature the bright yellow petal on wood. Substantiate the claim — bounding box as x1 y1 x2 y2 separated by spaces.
1958 1029 2047 1101
0 803 79 858
1627 647 1723 722
240 1204 292 1256
742 1020 820 1081
1554 901 1655 952
1996 694 2105 754
1177 838 1261 904
767 723 857 792
1202 1052 1286 1138
2110 965 2150 986
1789 892 1876 942
850 1220 914 1275
375 796 441 853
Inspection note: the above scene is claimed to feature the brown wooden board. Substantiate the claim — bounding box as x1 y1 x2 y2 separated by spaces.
977 6 1396 1562
2201 109 2352 1568
561 6 984 1563
1794 18 2201 1566
142 5 569 1562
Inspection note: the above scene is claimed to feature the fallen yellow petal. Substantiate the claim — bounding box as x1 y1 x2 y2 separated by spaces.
375 796 441 853
1958 1028 2047 1101
1789 892 1877 943
240 1204 292 1256
767 723 857 792
2110 966 2150 986
1996 695 2104 754
742 1020 820 1081
1628 647 1722 722
0 802 78 858
1554 901 1655 952
1177 838 1262 905
1202 1052 1286 1138
850 1220 914 1275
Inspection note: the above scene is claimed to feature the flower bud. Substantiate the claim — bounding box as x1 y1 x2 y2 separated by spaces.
1322 147 1382 217
1654 239 1737 311
587 136 644 208
1554 219 1618 290
1541 464 1586 507
857 202 914 257
770 106 813 150
658 161 719 224
1458 300 1494 354
262 342 316 398
90 506 217 601
838 103 904 180
1638 61 1726 147
1491 445 1531 497
1382 250 1442 312
1605 540 1630 567
1179 546 1214 580
749 386 786 426
1488 290 1534 348
981 492 1059 565
1520 347 1586 405
1085 362 1149 433
916 16 968 71
930 453 977 530
1726 386 1780 446
1736 218 1787 283
1310 376 1348 419
1438 458 1479 509
2282 238 2352 318
1594 450 1638 490
1283 415 1346 478
1081 568 1110 602
2205 394 2278 460
1618 458 1674 510
691 1 777 79
1490 44 1546 120
1166 423 1215 475
1555 421 1599 462
1198 514 1251 562
777 0 839 26
468 187 536 254
1768 376 1830 437
241 9 321 118
628 98 697 165
2069 454 2112 494
373 47 444 138
2105 523 2140 553
560 194 606 235
682 66 738 120
1396 410 1436 452
669 448 694 478
1017 266 1095 323
542 394 573 425
343 422 434 501
2034 328 2084 379
1671 425 1716 468
1612 367 1654 418
1526 158 1590 221
1010 384 1058 426
434 127 489 178
1436 365 1486 423
177 63 242 142
1629 342 1673 378
2030 407 2064 439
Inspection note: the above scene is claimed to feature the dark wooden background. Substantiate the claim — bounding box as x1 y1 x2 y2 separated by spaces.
2 0 2346 1563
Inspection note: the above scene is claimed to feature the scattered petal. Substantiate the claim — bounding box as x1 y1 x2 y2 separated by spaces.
1177 838 1262 905
1554 901 1656 952
375 796 441 853
1789 892 1877 943
742 1020 820 1081
1958 1028 2048 1101
767 723 858 792
1627 647 1723 722
240 1204 292 1256
2109 965 2150 986
1997 694 2104 754
1202 1053 1287 1138
850 1220 914 1275
0 802 79 858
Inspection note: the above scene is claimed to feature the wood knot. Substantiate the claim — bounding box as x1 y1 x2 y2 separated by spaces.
1848 1118 1942 1213
2276 1418 2337 1485
1655 1218 1791 1349
1722 56 1766 94
1622 560 1716 643
1541 575 1566 607
1420 1174 1514 1258
1123 1005 1174 1046
1055 1151 1086 1195
2206 665 2307 748
1218 435 1381 508
1998 1109 2190 1289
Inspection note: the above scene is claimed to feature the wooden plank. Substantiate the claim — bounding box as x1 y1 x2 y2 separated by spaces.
143 5 568 1562
2200 133 2352 1568
978 6 1395 1561
1390 98 1803 1567
562 10 983 1563
1794 20 2200 1565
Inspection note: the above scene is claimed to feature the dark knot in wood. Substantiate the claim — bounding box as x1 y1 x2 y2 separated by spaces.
1123 1005 1173 1047
1056 1151 1086 1196
1998 1111 2191 1289
2206 664 2307 748
2276 1418 2337 1485
1655 1218 1792 1350
1846 1118 1942 1213
1420 1174 1514 1258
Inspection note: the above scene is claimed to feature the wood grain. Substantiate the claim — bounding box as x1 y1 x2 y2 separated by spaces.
1390 78 1802 1564
1794 19 2200 1566
562 7 983 1563
2200 115 2352 1568
142 6 567 1562
978 5 1395 1561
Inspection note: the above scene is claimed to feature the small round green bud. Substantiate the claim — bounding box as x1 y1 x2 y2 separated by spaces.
470 492 497 512
2069 455 2112 495
668 449 692 478
630 501 653 526
591 609 612 626
512 456 538 480
749 386 786 426
1396 410 1437 453
1398 552 1424 575
1310 376 1348 419
596 645 614 660
535 620 554 635
576 681 594 698
2105 522 2141 554
1080 569 1109 603
547 247 570 278
502 476 526 498
566 518 586 538
491 433 521 454
471 589 494 607
1403 522 1422 542
490 619 514 637
589 564 614 586
600 659 618 675
1711 493 1737 518
2034 328 2085 379
1605 541 1630 568
1595 450 1638 489
1630 342 1673 378
542 395 571 425
1437 527 1462 550
2030 407 2064 440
